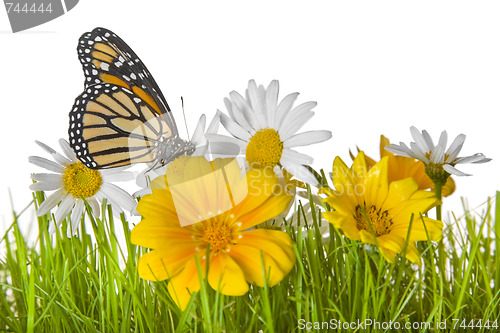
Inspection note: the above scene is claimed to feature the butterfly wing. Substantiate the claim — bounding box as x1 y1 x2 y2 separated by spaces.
70 28 191 169
77 27 178 134
69 83 177 169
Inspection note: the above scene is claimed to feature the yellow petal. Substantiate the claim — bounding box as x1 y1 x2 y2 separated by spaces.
323 188 357 216
351 151 369 180
208 254 249 295
379 135 392 158
359 229 377 245
402 242 421 264
136 189 179 224
238 189 293 229
383 178 418 211
131 218 194 248
229 229 295 287
376 234 406 262
323 212 361 240
137 243 198 281
390 216 443 242
168 257 205 310
439 176 456 197
364 156 389 209
231 167 279 221
390 196 438 225
331 156 361 209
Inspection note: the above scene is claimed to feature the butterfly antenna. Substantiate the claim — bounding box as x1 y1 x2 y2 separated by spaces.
181 97 190 138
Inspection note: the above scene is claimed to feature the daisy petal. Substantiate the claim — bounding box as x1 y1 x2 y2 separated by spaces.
265 80 279 125
445 134 466 162
31 173 63 183
280 158 318 185
224 98 252 131
280 101 317 130
36 141 72 165
279 111 315 142
421 129 435 151
410 126 430 153
273 92 299 129
246 80 267 128
99 183 137 212
29 180 62 192
454 153 491 164
190 114 206 145
384 144 413 158
281 149 314 166
28 156 64 173
410 142 430 164
437 130 448 149
443 164 471 176
54 195 76 224
283 130 332 148
37 189 65 216
429 144 445 164
59 138 77 161
219 112 251 141
230 90 259 130
70 200 85 234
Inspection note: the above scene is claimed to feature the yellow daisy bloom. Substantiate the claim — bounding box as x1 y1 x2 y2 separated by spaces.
352 135 456 197
323 152 443 263
131 156 296 309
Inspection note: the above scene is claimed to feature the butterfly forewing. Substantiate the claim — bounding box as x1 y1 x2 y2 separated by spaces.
77 27 177 133
69 83 175 169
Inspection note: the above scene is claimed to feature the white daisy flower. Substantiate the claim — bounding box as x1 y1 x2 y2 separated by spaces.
206 80 332 185
29 139 137 234
385 126 491 177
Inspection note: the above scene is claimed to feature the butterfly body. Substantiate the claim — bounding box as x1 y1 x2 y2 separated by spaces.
69 27 193 169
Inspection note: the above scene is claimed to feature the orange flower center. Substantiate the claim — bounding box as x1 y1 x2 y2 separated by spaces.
354 204 392 237
201 219 235 253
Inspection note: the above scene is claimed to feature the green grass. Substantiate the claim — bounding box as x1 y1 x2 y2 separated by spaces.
1 190 499 332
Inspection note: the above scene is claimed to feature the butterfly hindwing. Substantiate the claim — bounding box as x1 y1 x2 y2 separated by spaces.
69 83 176 169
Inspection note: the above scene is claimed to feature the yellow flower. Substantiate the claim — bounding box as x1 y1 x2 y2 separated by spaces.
352 135 456 197
131 156 295 309
323 152 443 263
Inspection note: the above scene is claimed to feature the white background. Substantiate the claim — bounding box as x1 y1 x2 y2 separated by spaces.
1 1 499 237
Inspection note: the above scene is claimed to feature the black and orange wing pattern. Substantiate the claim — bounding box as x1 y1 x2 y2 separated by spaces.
69 83 175 169
69 28 185 169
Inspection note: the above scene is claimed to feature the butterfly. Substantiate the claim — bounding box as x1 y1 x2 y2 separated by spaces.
68 27 195 170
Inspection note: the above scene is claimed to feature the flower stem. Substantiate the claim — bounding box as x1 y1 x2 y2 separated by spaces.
434 183 442 221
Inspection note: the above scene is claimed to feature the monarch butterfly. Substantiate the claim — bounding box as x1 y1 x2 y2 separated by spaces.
68 27 195 169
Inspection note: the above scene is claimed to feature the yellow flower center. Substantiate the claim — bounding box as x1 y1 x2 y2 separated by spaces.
201 219 235 253
355 204 392 237
63 162 103 198
246 128 283 168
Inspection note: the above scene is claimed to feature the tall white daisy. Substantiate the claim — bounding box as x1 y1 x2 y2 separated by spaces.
206 80 332 184
29 139 137 234
385 126 491 179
